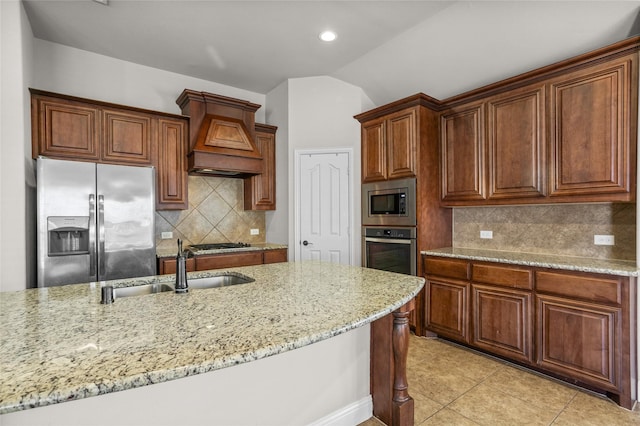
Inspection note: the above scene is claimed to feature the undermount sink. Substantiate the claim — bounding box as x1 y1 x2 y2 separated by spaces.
113 283 174 299
109 274 254 300
188 274 255 289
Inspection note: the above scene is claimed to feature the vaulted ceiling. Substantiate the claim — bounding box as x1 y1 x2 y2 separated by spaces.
23 1 640 106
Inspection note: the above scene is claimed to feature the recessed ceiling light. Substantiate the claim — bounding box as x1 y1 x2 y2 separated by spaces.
319 31 337 42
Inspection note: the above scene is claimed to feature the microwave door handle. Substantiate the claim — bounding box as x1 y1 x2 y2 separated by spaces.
88 194 96 276
98 195 105 280
364 237 413 245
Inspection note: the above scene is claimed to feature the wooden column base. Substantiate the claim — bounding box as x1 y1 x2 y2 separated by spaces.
371 299 415 426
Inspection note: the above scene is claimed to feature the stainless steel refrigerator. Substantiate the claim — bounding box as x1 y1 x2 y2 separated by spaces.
37 157 156 287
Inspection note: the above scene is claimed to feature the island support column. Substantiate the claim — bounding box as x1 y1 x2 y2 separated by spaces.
371 300 415 426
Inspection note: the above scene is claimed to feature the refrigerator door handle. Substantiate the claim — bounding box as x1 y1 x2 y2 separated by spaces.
98 195 106 280
89 194 96 276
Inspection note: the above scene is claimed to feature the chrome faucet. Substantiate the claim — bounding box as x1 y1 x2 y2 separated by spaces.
175 239 188 293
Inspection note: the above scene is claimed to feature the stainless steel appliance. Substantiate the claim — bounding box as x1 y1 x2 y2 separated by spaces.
362 227 416 275
361 177 416 226
37 157 156 287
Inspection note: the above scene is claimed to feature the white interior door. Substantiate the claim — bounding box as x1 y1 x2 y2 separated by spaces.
298 151 351 264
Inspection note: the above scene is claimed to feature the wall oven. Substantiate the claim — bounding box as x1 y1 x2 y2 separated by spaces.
361 178 416 227
362 227 417 276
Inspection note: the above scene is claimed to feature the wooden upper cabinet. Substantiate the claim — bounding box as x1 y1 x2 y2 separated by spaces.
31 94 101 161
156 117 188 210
440 102 486 202
387 109 417 180
244 124 277 210
31 89 189 211
361 118 387 182
102 109 153 165
548 53 636 202
439 38 638 206
487 84 546 200
361 107 417 182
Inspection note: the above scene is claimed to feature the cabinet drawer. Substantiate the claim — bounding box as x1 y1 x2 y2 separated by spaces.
263 249 287 264
424 257 470 280
536 271 622 305
473 263 532 290
196 252 263 270
158 257 195 275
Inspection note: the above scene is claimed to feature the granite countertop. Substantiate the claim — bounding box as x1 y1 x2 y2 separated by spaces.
422 247 638 277
0 261 424 415
156 242 288 258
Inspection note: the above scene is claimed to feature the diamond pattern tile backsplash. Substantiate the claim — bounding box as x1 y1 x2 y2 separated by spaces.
453 203 636 260
155 176 265 251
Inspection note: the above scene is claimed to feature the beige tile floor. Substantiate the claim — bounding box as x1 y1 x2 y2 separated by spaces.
361 335 640 425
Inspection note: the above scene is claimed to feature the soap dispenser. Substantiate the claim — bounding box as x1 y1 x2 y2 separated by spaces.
175 239 188 293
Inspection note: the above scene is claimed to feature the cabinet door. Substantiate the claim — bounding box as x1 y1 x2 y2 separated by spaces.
386 109 417 180
156 117 188 210
102 109 153 165
536 294 620 392
32 95 101 161
362 118 387 182
487 85 545 200
244 128 276 210
440 103 486 203
425 278 469 343
548 53 636 201
472 284 533 363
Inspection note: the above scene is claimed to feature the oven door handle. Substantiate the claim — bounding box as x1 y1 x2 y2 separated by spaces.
364 237 414 245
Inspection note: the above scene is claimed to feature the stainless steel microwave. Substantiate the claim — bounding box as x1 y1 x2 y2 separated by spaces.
361 178 416 226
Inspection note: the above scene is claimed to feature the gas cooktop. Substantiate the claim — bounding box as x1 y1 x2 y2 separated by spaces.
188 242 251 251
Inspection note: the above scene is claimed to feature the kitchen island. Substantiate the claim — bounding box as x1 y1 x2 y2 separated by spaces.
0 261 424 425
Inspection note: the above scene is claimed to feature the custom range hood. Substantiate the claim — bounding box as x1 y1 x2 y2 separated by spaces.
176 89 263 177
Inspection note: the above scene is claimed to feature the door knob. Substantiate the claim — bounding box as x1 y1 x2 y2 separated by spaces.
302 240 312 246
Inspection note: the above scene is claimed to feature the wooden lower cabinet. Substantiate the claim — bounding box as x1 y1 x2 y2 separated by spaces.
423 255 636 409
536 294 620 391
472 284 533 363
158 257 195 275
158 249 288 275
425 278 470 343
263 248 288 264
196 252 263 270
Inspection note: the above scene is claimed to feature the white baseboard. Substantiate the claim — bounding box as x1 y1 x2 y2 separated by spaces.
308 395 373 426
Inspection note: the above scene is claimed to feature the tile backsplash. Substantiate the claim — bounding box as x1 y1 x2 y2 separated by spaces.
155 176 265 251
453 204 636 261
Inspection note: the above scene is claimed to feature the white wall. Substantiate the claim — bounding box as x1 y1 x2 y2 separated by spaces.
0 0 34 292
32 38 266 120
273 76 374 263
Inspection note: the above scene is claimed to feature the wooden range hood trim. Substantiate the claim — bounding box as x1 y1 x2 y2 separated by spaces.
176 89 264 176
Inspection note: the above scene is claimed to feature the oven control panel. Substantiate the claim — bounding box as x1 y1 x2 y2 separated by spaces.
363 227 416 239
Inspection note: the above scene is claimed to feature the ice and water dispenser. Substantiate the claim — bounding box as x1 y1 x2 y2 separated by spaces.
47 217 90 256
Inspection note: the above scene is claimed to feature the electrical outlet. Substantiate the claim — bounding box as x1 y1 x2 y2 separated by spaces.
250 229 259 235
161 231 173 239
480 230 493 239
594 235 615 245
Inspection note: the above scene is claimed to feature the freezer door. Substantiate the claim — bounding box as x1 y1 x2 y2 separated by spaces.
37 158 96 287
97 164 156 281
